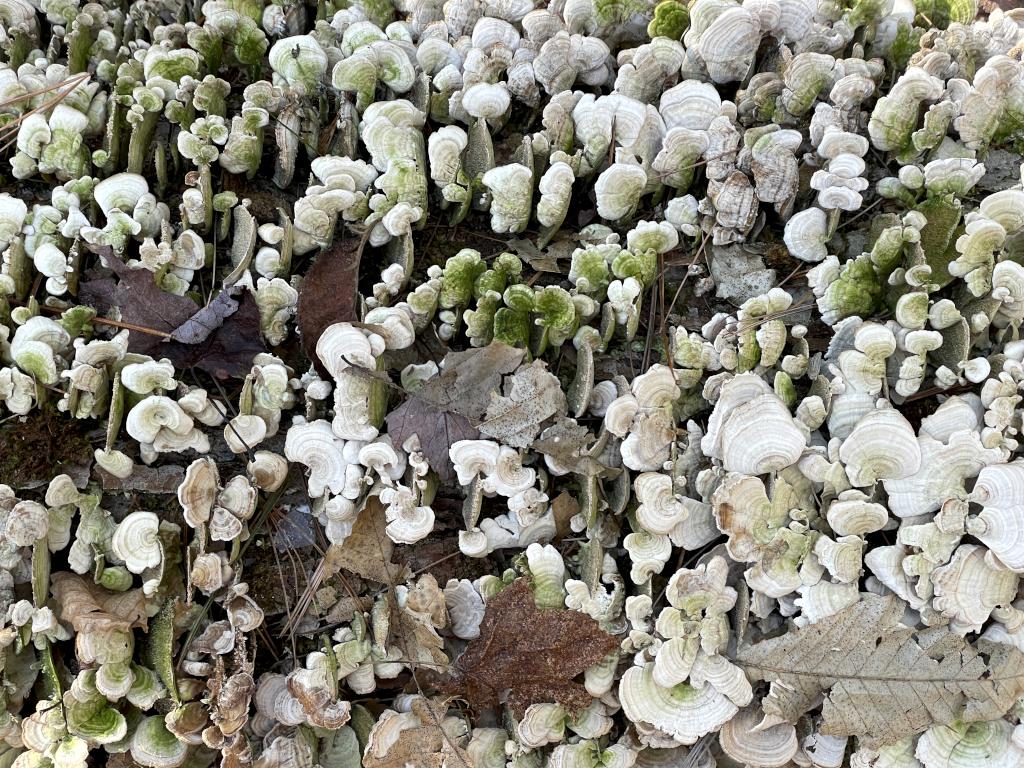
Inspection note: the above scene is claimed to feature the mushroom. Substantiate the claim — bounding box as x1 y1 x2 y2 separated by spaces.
619 663 737 746
931 544 1018 633
719 706 798 767
111 511 162 574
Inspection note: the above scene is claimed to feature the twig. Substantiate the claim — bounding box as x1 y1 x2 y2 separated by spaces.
8 300 174 338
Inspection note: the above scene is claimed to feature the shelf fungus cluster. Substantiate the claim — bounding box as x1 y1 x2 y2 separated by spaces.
4 0 1024 765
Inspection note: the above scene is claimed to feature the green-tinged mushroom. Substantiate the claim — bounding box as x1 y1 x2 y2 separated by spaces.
440 249 486 309
647 0 689 40
130 716 188 768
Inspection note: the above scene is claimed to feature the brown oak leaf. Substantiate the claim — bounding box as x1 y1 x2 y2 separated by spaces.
444 578 618 716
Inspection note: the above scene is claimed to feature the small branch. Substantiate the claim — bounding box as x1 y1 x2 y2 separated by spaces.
8 300 173 339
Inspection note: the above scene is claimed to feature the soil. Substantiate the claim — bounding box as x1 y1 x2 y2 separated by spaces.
0 405 96 490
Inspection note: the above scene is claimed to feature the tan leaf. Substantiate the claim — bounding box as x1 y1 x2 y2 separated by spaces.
324 498 410 585
444 579 619 715
506 236 574 273
551 492 579 540
480 360 568 448
363 698 472 768
51 571 148 633
389 575 449 673
734 594 1024 748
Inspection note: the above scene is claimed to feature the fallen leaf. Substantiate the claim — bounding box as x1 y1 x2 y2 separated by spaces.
734 594 1024 748
323 497 410 585
79 252 265 376
532 417 612 478
385 343 525 484
550 492 579 540
480 360 567 448
161 289 266 379
325 596 374 625
507 237 565 274
388 576 449 673
80 250 198 354
444 578 618 715
363 698 472 768
51 571 148 633
425 343 527 419
297 232 366 377
168 287 242 344
385 398 479 487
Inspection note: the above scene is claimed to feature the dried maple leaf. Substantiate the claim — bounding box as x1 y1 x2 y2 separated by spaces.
444 578 618 716
480 360 567 449
735 594 1024 748
385 343 524 484
297 232 366 377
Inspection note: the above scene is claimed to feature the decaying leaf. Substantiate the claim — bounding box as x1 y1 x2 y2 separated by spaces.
507 236 573 274
363 698 471 768
550 491 579 540
532 417 614 478
388 576 449 674
445 578 618 715
168 287 242 344
80 250 198 354
324 497 411 584
51 571 149 632
297 233 366 377
80 252 264 375
735 594 1024 748
385 343 524 484
162 289 266 378
480 360 568 448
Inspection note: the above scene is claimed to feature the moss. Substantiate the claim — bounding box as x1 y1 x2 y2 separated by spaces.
0 406 94 489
